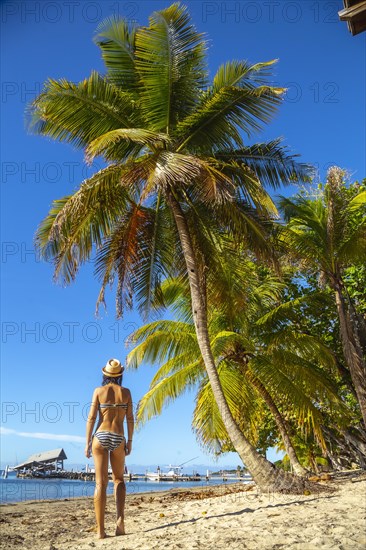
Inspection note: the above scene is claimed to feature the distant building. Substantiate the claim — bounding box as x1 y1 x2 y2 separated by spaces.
339 0 366 35
13 448 67 473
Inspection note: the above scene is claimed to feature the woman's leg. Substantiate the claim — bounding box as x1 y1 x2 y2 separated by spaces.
110 442 126 535
92 436 109 538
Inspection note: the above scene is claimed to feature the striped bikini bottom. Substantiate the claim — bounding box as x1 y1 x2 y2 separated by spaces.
94 431 125 452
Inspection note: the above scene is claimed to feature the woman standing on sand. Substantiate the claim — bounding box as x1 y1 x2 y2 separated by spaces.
85 359 134 539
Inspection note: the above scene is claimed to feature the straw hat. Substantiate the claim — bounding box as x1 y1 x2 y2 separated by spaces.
102 358 124 377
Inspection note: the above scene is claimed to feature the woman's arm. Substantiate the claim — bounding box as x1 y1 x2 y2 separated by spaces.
85 388 99 458
125 390 134 456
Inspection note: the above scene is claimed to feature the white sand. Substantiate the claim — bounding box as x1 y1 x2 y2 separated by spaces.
1 478 365 549
73 479 366 550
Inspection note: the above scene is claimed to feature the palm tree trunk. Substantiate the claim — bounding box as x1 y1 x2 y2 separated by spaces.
308 449 319 474
166 191 314 493
346 291 366 356
342 427 366 469
323 425 366 470
334 282 366 428
326 168 366 427
334 356 358 399
248 375 308 476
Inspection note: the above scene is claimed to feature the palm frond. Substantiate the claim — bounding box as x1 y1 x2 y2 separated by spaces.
126 320 197 368
279 191 366 278
94 202 149 315
212 59 279 91
347 190 366 211
188 157 236 204
337 221 366 264
132 193 179 317
35 165 131 283
211 330 255 357
193 381 230 453
266 332 336 373
27 72 140 155
135 3 207 132
256 292 332 328
152 276 193 322
150 151 202 188
193 363 260 452
219 160 278 216
216 139 314 189
136 361 203 425
176 84 285 153
278 217 328 269
150 352 203 386
248 356 328 447
94 16 139 91
279 196 325 224
213 200 275 259
86 128 172 164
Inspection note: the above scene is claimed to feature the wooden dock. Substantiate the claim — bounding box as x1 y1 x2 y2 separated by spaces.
14 471 250 482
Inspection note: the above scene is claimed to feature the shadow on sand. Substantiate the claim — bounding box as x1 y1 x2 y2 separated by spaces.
143 494 338 533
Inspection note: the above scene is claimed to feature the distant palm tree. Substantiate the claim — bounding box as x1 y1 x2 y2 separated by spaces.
128 270 342 477
279 167 366 427
30 3 313 491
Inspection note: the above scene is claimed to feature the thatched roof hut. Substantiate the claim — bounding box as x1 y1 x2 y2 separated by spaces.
13 448 67 471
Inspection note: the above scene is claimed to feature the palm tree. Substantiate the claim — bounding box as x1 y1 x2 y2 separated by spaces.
30 3 314 491
127 270 342 478
279 167 366 427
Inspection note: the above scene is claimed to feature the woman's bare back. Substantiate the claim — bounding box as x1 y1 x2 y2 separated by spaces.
94 385 132 436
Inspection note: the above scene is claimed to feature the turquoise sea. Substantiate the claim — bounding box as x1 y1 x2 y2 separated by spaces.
0 473 249 504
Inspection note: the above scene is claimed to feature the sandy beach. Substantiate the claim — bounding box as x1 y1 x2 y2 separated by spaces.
1 473 365 550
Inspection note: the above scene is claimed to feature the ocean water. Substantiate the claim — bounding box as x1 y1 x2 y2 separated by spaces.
0 473 248 504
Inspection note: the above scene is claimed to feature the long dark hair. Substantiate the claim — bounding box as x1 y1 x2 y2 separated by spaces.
102 374 122 386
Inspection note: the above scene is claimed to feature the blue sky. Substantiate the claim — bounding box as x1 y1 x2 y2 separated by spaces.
1 1 365 471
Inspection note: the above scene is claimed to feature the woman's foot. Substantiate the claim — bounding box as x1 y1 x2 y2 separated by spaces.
96 530 107 539
116 517 125 536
